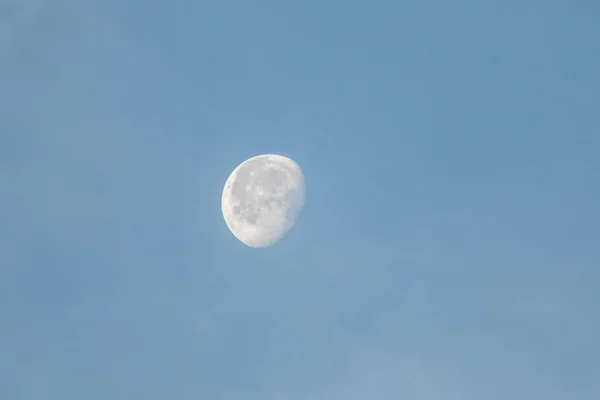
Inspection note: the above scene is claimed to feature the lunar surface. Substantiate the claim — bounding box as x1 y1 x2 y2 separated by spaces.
221 154 305 248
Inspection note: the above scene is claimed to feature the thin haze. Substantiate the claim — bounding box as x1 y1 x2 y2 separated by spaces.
1 0 599 399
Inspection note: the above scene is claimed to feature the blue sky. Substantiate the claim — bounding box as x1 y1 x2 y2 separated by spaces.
1 0 599 398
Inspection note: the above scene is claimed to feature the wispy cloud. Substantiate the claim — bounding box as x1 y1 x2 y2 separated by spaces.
2 1 598 399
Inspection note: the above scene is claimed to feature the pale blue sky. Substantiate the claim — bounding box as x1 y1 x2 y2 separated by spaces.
1 0 599 399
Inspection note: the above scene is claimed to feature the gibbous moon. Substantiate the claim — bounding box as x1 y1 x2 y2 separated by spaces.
221 154 305 248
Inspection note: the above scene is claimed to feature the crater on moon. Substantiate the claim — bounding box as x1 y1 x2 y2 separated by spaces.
221 154 305 248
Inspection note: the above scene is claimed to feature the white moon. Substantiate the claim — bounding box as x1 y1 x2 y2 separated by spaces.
221 154 305 248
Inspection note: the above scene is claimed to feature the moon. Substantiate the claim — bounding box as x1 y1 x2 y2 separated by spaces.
221 154 305 248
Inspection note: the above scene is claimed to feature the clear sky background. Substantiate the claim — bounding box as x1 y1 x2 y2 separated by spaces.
1 0 599 399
